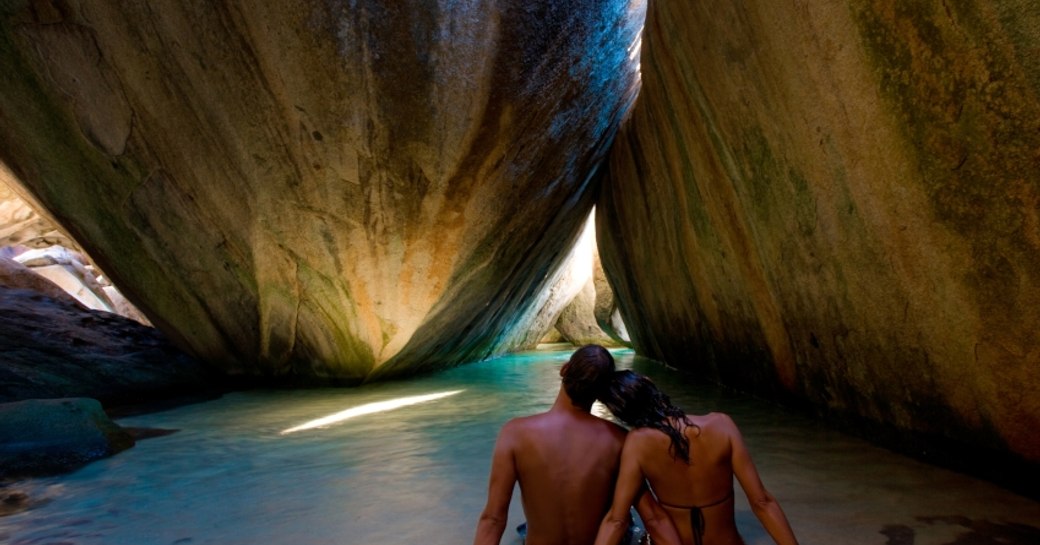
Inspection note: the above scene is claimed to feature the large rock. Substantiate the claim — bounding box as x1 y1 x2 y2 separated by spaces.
0 398 134 479
0 0 643 382
599 1 1040 463
0 286 217 406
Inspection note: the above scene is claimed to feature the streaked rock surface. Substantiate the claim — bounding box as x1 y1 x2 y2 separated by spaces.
0 0 644 381
0 285 216 407
599 1 1040 462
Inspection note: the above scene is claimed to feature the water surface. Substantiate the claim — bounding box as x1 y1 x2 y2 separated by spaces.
2 348 1038 544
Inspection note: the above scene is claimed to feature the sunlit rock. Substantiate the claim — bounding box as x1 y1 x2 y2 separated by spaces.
0 0 644 381
3 173 149 323
555 279 613 347
476 215 597 356
591 246 629 346
481 210 620 353
0 168 71 249
553 235 623 347
0 255 75 304
600 1 1040 462
15 246 116 311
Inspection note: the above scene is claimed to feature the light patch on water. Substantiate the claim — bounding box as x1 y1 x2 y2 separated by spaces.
280 389 464 434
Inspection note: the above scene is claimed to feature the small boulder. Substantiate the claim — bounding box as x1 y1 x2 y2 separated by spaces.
0 398 134 479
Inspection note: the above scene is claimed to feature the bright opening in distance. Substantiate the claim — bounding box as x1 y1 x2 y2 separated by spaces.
280 390 464 434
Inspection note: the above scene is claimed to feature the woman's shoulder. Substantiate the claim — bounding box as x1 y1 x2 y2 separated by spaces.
688 412 740 434
624 425 674 451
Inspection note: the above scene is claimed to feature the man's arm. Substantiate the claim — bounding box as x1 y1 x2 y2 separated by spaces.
473 423 519 545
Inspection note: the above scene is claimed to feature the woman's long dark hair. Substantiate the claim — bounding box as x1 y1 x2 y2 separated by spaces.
602 370 694 463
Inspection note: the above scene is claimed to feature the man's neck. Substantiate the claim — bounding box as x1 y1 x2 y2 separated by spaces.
550 389 592 415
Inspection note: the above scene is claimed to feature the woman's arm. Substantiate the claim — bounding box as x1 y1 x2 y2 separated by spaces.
594 436 682 545
633 485 682 545
727 415 799 545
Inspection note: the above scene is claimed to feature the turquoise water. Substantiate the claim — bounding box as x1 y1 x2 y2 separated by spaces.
2 348 1038 544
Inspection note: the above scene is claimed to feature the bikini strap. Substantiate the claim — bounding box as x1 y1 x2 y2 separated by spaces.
690 507 706 545
656 490 733 510
660 492 733 545
697 490 733 509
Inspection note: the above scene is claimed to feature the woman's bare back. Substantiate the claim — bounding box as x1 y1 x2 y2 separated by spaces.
631 413 746 545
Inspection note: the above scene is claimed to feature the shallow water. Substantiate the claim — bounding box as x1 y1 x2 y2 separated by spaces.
2 348 1038 545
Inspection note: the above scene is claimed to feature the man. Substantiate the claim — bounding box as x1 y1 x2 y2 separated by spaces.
473 345 680 545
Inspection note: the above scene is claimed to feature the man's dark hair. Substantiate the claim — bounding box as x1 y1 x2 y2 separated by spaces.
561 344 615 408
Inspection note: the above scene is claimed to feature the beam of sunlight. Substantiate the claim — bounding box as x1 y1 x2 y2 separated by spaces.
280 390 464 434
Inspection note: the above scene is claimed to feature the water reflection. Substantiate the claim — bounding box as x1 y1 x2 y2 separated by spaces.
0 348 1037 545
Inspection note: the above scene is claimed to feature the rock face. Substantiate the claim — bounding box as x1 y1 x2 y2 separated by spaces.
599 1 1040 463
554 239 625 347
0 0 644 381
0 285 216 406
492 212 602 352
0 398 134 479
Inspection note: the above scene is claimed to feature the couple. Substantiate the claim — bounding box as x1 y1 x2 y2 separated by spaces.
473 345 799 545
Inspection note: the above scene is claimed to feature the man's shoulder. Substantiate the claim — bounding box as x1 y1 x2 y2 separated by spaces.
502 411 624 436
504 410 550 425
499 411 551 434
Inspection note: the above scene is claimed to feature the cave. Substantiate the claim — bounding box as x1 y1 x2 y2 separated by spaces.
1 0 1038 542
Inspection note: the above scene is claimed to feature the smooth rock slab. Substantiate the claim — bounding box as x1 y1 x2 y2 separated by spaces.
599 0 1040 463
0 286 217 407
0 0 644 382
0 398 133 479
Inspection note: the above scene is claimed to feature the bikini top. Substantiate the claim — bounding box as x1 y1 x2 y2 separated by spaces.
657 491 734 545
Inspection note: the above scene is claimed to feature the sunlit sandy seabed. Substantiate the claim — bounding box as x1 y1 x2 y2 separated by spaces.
2 348 1038 545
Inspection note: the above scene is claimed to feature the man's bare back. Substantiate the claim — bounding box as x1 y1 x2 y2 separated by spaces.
501 402 626 544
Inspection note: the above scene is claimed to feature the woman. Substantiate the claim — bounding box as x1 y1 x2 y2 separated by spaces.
593 371 799 545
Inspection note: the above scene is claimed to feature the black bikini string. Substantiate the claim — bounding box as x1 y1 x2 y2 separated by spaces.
690 507 706 545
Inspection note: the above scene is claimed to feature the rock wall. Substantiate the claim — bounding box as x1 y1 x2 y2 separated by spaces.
0 283 216 407
0 0 644 381
599 1 1040 462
